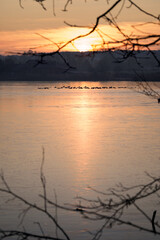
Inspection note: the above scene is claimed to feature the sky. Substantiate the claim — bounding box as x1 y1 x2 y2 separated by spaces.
0 0 160 54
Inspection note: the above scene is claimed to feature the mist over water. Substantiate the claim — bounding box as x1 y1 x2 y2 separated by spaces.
0 81 160 240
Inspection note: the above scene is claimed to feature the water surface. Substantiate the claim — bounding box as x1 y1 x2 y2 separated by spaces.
0 81 160 240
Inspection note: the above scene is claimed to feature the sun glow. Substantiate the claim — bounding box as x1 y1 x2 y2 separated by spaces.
0 23 159 55
74 38 93 52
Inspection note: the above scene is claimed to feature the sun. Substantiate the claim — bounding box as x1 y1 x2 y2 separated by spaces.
74 38 93 52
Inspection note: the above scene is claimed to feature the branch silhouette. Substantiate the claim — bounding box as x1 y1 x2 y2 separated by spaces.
0 148 70 240
0 149 160 239
19 0 160 55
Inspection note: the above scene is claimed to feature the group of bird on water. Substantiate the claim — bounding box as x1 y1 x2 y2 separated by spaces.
38 85 128 90
37 85 160 103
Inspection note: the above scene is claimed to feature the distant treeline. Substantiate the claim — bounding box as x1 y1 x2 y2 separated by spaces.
0 51 159 81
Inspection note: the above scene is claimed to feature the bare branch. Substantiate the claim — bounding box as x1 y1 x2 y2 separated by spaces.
0 160 160 239
152 210 157 234
128 0 160 21
34 0 47 11
40 146 47 211
53 0 56 16
62 0 72 12
19 0 24 9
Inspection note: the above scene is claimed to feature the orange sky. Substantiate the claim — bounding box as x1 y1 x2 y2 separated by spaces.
0 0 160 54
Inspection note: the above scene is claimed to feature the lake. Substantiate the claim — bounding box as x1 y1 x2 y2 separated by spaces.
0 81 160 240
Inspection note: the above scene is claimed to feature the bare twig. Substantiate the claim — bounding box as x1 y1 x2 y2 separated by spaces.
40 146 47 211
0 150 70 240
19 0 24 9
0 161 160 239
